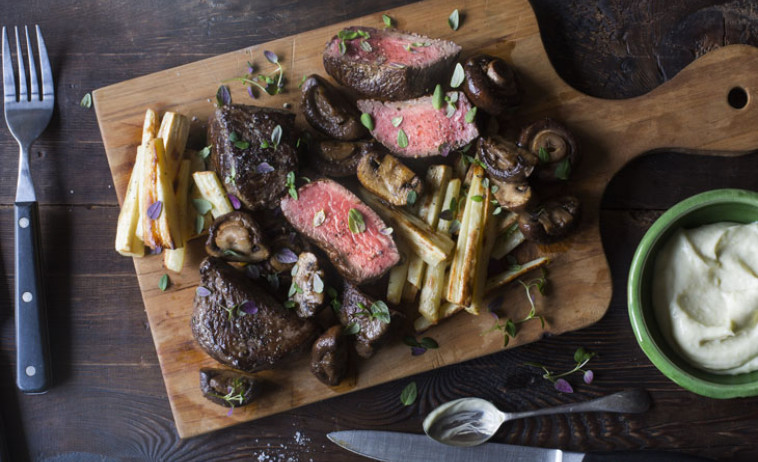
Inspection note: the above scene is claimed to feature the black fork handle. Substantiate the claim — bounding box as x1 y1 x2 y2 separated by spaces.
14 201 51 393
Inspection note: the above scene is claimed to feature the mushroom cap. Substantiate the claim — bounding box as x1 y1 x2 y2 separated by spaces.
518 195 581 243
205 211 270 262
518 118 578 182
478 136 538 183
301 74 367 141
463 54 522 115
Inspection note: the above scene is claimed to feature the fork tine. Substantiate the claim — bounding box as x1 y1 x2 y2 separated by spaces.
35 26 52 99
14 27 27 101
25 26 38 100
2 27 15 101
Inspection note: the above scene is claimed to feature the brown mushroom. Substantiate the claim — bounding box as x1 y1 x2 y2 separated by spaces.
478 136 538 183
301 74 367 140
518 196 581 243
309 139 373 177
199 368 261 408
290 252 326 319
463 54 522 115
357 150 423 206
491 178 536 212
205 211 270 262
518 118 578 182
310 325 349 386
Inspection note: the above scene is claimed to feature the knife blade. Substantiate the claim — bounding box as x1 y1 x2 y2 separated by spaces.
327 430 715 462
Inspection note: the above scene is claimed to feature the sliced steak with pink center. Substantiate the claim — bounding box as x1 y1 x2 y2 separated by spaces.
280 179 400 285
323 26 461 101
357 91 479 157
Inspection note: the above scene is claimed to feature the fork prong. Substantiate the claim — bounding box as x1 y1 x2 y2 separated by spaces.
35 26 52 100
25 26 38 100
14 27 27 102
2 27 15 101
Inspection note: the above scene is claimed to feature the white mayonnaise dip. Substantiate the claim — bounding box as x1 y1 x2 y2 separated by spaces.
652 222 758 374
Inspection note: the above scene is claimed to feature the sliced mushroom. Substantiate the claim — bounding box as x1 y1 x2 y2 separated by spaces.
357 151 423 206
309 140 373 177
463 54 522 115
518 196 581 243
478 136 538 183
290 252 326 319
518 118 578 182
206 211 270 262
311 325 349 386
491 178 536 212
199 368 261 408
301 74 367 141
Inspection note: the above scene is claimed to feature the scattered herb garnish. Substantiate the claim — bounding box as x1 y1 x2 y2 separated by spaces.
348 208 366 234
147 201 163 220
360 112 374 131
313 209 326 227
211 377 246 415
227 51 285 98
465 106 477 123
505 255 522 272
555 157 571 180
195 215 205 235
228 194 241 210
327 286 341 313
450 63 465 88
192 198 213 216
380 227 394 235
271 124 282 149
286 171 298 200
484 273 548 346
404 336 439 356
196 286 211 297
256 162 275 174
223 249 244 258
356 300 391 324
526 347 596 393
337 29 371 55
391 116 403 127
344 322 361 335
283 300 297 309
439 208 454 221
463 154 487 170
449 219 462 234
275 248 299 264
538 147 550 164
198 145 212 159
361 40 373 52
397 128 409 148
407 189 418 205
470 195 484 203
158 274 169 291
80 93 92 109
234 139 249 149
448 9 460 30
432 84 444 110
288 281 304 297
312 273 325 294
298 75 308 89
216 85 232 106
382 14 393 28
400 381 418 406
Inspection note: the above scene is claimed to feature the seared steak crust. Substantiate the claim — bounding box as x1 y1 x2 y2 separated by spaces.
209 104 298 210
337 282 390 359
191 257 320 372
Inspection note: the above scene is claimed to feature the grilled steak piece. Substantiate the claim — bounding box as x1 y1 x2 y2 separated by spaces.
337 282 390 359
199 367 261 408
290 252 326 318
310 325 349 386
209 104 298 210
280 179 400 285
323 26 461 101
191 257 320 372
357 91 479 157
301 74 367 140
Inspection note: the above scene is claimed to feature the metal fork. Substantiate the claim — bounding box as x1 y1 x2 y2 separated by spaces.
2 25 53 393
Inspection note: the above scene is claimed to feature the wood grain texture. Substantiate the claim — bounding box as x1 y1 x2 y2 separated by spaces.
2 0 758 460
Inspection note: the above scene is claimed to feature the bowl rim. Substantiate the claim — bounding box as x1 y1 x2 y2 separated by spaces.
628 188 758 398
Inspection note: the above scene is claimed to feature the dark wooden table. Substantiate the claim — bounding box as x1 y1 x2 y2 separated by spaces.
2 1 758 460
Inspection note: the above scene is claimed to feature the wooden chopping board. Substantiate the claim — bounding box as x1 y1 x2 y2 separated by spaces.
93 0 758 438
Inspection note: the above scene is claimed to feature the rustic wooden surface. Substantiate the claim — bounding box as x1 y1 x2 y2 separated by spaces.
2 0 758 460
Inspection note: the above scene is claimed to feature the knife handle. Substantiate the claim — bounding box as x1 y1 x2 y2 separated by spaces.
14 201 51 393
585 451 715 461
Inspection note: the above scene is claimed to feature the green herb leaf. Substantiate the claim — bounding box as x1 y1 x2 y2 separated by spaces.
406 189 418 205
493 206 503 216
192 198 213 216
195 215 205 235
445 103 457 118
312 273 325 294
284 300 296 309
338 30 360 40
360 40 372 52
397 128 409 148
286 171 298 200
313 209 326 227
449 219 461 234
448 9 460 30
465 106 478 123
432 84 444 110
370 300 391 324
400 381 418 406
198 145 212 159
574 347 595 364
360 112 374 131
344 322 361 335
419 337 439 349
80 93 92 109
383 14 393 28
538 147 551 163
450 63 465 88
391 116 403 127
505 319 517 337
271 125 282 149
260 140 270 149
158 274 169 291
234 140 250 149
555 157 571 180
348 208 366 234
439 209 454 221
471 195 484 202
229 132 239 142
339 40 347 55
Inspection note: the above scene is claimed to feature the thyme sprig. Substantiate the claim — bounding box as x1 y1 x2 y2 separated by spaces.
526 347 596 393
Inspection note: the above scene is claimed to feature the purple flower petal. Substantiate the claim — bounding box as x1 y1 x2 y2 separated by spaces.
247 85 256 99
275 248 299 264
216 84 232 106
241 301 258 315
147 201 162 220
227 407 234 416
264 50 279 64
490 311 500 322
196 286 211 297
228 194 241 210
149 245 163 255
246 265 261 279
438 143 452 157
411 346 427 356
583 370 594 384
256 162 275 174
554 379 574 393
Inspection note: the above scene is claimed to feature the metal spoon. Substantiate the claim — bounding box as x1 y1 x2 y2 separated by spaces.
423 388 651 447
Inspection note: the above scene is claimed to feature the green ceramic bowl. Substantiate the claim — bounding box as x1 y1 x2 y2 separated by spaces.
628 188 758 398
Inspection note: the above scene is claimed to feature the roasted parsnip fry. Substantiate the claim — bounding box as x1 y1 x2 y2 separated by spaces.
469 201 497 314
485 256 550 294
136 109 159 241
164 159 191 272
157 112 190 181
491 225 526 260
446 165 488 308
115 145 145 257
360 189 454 266
192 171 234 218
414 302 464 333
387 258 409 305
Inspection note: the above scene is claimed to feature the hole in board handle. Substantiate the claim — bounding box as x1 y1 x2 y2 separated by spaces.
728 87 748 109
